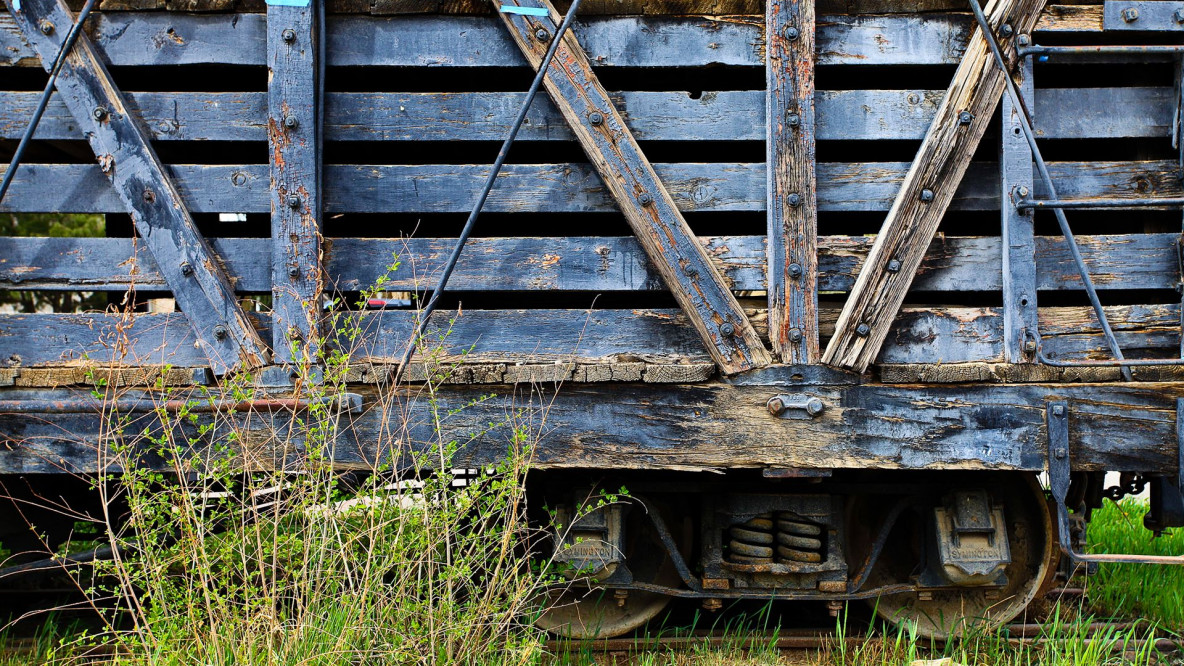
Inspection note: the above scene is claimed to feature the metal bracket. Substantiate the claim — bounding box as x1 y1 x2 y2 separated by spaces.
1046 400 1184 564
1103 1 1184 30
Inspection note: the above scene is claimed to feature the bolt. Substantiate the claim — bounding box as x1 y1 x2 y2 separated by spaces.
1016 185 1030 198
684 263 698 277
702 598 723 612
887 259 902 273
1052 404 1065 417
142 189 156 204
180 262 194 277
288 195 302 210
917 591 934 602
787 192 802 207
788 328 803 343
287 265 299 278
282 28 296 43
638 192 654 207
614 589 629 608
767 396 786 415
1175 7 1184 23
535 27 551 42
999 23 1014 37
1018 33 1031 46
783 25 800 40
1121 7 1139 22
1023 338 1037 353
284 115 298 129
855 323 870 337
588 111 604 126
827 600 843 617
38 20 54 35
920 189 935 202
958 110 974 125
788 263 803 279
92 106 108 121
1055 447 1067 460
805 397 824 416
213 325 228 340
787 112 801 127
719 322 735 337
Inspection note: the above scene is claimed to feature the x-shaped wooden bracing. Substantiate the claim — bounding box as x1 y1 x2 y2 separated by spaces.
493 0 771 375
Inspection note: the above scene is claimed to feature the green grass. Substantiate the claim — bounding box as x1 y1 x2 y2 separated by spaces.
1087 499 1184 632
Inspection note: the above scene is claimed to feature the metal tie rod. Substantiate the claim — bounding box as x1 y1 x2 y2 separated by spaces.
1019 44 1184 58
967 0 1131 379
1016 197 1184 210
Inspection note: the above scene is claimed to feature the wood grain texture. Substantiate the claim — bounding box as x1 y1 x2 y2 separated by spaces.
0 10 1106 71
491 0 769 374
2 233 1177 294
267 3 323 362
767 0 817 363
822 0 1048 373
5 0 269 374
1 379 1180 475
2 160 1177 214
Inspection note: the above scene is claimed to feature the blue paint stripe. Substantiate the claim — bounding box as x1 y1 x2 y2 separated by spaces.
265 0 311 6
499 4 549 15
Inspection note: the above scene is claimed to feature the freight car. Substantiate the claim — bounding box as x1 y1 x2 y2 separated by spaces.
0 0 1182 640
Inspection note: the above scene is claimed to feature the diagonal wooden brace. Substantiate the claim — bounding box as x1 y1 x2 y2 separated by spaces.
492 0 771 375
6 0 270 375
821 0 1047 373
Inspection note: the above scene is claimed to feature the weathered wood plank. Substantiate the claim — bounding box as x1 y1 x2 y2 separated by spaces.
2 160 1176 214
5 0 269 374
267 0 322 362
1 233 1176 294
1001 60 1037 363
1 379 1180 475
0 304 1176 370
491 0 769 374
823 0 1048 373
3 88 1173 143
767 0 818 363
0 10 1107 70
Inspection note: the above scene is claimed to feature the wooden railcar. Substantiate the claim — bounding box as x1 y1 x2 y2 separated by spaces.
0 0 1182 638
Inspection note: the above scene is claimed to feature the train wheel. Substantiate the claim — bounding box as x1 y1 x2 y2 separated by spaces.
535 499 682 638
853 473 1056 639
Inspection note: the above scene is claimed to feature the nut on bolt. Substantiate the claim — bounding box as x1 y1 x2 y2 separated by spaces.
213 324 228 340
588 111 605 126
767 396 786 415
288 195 302 209
287 265 300 278
788 263 803 279
958 110 974 125
999 23 1014 37
788 328 803 343
39 20 54 35
855 323 870 337
786 112 801 127
1052 404 1065 417
1121 6 1139 22
886 259 902 273
180 261 194 277
281 28 296 43
719 322 735 337
783 25 800 40
535 27 551 42
920 188 935 202
92 106 108 121
284 115 299 129
787 192 802 207
638 192 654 207
1175 7 1184 23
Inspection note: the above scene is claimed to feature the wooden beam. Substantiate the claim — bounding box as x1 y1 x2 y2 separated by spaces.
766 0 817 363
4 0 269 374
490 0 769 374
821 0 1048 373
267 0 323 363
1001 59 1037 363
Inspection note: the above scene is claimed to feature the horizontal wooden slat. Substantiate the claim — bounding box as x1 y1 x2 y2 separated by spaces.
0 303 1175 369
0 233 1174 293
1 160 1176 214
0 10 1104 70
2 87 1170 142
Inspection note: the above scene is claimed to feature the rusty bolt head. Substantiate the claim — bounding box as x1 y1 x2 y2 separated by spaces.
288 265 299 278
1016 185 1030 198
958 110 974 125
1023 338 1037 353
284 115 298 129
805 397 825 416
638 192 654 207
887 259 902 273
288 195 302 210
180 262 194 277
786 112 801 127
999 23 1014 36
788 263 803 279
783 25 800 40
788 328 803 343
855 323 871 337
702 598 723 612
39 20 54 35
92 106 108 121
1121 7 1139 22
535 27 551 42
213 324 228 340
787 192 802 207
282 28 296 43
719 322 735 337
588 111 604 126
767 396 785 415
920 188 935 202
142 189 156 204
1018 33 1031 46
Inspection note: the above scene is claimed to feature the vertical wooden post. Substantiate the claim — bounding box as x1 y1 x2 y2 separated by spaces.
1176 56 1183 358
267 0 323 364
1002 59 1037 363
766 0 818 364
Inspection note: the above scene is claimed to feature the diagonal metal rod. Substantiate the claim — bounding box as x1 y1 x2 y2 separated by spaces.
967 0 1131 380
395 0 583 378
0 0 99 204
